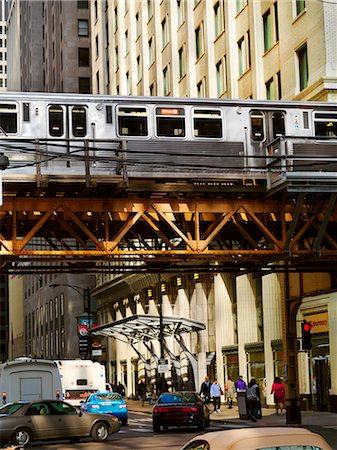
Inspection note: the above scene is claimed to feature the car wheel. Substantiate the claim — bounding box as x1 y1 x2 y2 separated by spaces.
153 421 160 432
12 428 32 446
91 422 109 442
121 417 128 426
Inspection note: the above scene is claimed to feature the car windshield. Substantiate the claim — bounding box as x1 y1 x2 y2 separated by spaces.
0 402 26 414
158 393 199 404
93 393 122 401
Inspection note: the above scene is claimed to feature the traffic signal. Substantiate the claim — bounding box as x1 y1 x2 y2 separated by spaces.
302 320 312 351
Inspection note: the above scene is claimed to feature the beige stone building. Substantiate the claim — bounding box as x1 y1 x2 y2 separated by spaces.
91 0 336 102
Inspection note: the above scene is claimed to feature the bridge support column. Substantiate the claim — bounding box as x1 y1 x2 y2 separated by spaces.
282 271 302 424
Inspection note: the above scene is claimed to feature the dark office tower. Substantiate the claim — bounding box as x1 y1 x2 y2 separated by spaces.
7 0 91 93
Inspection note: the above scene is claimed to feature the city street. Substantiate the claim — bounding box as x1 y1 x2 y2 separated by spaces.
10 409 337 450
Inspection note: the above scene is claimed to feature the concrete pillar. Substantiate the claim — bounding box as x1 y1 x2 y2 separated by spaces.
262 273 283 406
236 273 259 383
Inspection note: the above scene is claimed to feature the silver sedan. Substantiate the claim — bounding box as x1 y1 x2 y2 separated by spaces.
0 400 121 446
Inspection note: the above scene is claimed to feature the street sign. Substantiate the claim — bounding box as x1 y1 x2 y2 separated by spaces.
158 364 169 373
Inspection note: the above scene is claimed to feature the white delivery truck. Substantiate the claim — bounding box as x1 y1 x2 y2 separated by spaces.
0 357 62 404
55 359 107 406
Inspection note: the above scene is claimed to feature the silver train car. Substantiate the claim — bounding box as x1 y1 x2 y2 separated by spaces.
1 92 337 183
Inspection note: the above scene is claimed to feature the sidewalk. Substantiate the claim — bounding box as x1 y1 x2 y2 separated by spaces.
126 399 337 428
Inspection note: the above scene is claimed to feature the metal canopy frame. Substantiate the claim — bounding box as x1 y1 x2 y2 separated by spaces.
91 314 206 342
91 314 206 387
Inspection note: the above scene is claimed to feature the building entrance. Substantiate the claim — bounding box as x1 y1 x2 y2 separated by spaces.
313 356 330 411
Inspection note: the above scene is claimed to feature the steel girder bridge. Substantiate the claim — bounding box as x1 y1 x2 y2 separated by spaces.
0 192 337 275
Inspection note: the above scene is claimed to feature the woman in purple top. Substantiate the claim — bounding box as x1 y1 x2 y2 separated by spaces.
235 375 247 392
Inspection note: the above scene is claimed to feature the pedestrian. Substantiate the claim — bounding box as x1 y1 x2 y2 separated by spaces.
225 375 235 408
246 378 260 422
270 376 285 415
235 375 247 392
138 379 147 406
199 375 211 403
210 378 223 413
117 381 126 398
148 382 154 404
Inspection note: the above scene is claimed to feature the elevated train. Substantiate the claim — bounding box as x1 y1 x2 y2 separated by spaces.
1 92 337 184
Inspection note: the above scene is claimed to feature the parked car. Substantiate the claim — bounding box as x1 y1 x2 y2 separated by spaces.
0 400 121 446
180 427 333 450
152 391 210 432
80 391 128 425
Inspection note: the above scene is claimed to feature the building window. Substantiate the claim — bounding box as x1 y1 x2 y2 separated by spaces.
297 44 308 91
265 77 275 99
79 77 90 93
78 48 89 67
96 71 100 93
148 38 153 66
274 2 279 42
177 0 184 27
161 17 168 48
216 60 224 96
147 0 153 20
214 2 223 38
137 55 141 82
78 19 89 36
236 0 246 14
263 10 272 52
238 36 247 76
136 12 140 38
95 35 99 58
296 0 305 15
126 71 130 94
94 0 98 21
125 30 129 53
77 0 88 9
114 7 118 32
115 46 119 70
149 83 154 96
195 24 203 60
197 78 206 97
163 65 170 95
277 71 281 99
178 46 185 79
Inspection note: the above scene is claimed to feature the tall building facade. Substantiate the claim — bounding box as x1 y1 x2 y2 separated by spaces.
91 0 336 102
7 0 91 92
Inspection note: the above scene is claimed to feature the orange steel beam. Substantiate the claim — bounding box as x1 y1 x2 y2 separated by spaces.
1 196 337 271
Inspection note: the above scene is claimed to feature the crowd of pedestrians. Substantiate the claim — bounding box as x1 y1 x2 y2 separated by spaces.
198 374 285 422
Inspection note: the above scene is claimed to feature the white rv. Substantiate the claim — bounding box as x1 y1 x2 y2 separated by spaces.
55 359 107 406
0 357 62 404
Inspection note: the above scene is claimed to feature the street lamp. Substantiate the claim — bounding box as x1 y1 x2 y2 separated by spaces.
49 284 92 358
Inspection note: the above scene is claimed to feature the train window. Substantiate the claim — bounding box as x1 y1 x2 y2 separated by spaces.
193 109 222 138
272 112 285 137
250 110 264 141
49 105 64 137
72 106 87 137
156 107 185 137
0 103 18 134
106 105 113 124
314 113 337 137
117 106 148 136
303 111 309 129
23 103 30 122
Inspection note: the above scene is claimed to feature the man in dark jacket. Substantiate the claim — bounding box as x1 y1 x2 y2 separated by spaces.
199 376 211 403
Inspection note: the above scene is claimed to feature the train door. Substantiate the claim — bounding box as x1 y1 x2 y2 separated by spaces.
249 110 285 169
48 104 88 168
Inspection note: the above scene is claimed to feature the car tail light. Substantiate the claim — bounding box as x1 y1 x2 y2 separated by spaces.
180 407 198 413
153 407 169 413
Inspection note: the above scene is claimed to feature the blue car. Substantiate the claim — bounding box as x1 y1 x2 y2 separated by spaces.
80 392 128 426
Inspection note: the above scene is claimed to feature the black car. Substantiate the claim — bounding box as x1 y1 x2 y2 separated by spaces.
152 391 210 432
0 400 121 446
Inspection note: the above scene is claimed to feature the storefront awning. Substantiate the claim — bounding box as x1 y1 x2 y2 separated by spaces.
90 314 206 343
